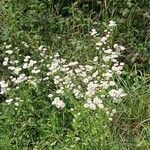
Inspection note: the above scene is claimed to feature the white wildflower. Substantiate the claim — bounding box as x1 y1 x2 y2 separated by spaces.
52 97 65 109
5 50 13 54
90 29 97 36
6 99 13 105
48 94 53 98
108 20 117 27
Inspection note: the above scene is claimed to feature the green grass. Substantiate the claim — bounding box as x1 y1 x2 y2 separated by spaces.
0 76 149 149
0 0 150 149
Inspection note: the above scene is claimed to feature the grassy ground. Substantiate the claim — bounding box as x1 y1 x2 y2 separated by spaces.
0 0 150 149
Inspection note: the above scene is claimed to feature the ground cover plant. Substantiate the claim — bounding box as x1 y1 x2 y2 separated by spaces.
0 0 150 150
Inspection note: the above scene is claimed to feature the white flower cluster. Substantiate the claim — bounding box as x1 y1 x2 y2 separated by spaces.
11 74 28 84
5 44 13 55
3 57 9 66
5 98 13 105
1 20 127 120
108 20 117 27
52 97 65 109
5 97 22 108
90 29 97 36
8 66 22 75
23 57 37 69
38 45 47 56
84 97 103 110
0 81 9 94
108 88 127 103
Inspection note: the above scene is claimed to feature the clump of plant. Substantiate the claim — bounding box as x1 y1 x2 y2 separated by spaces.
1 20 127 122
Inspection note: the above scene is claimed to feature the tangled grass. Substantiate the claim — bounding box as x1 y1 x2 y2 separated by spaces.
0 1 150 150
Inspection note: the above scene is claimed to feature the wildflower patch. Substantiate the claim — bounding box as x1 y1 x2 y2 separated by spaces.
1 21 127 121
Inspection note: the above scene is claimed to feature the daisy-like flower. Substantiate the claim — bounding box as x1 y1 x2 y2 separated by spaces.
90 29 97 36
6 99 13 105
52 97 65 109
5 50 13 54
48 94 53 98
108 20 117 27
108 88 127 102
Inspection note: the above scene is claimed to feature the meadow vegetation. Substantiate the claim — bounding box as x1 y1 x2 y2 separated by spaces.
0 0 150 149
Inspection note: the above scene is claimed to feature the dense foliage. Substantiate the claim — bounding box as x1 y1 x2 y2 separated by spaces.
0 0 150 149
